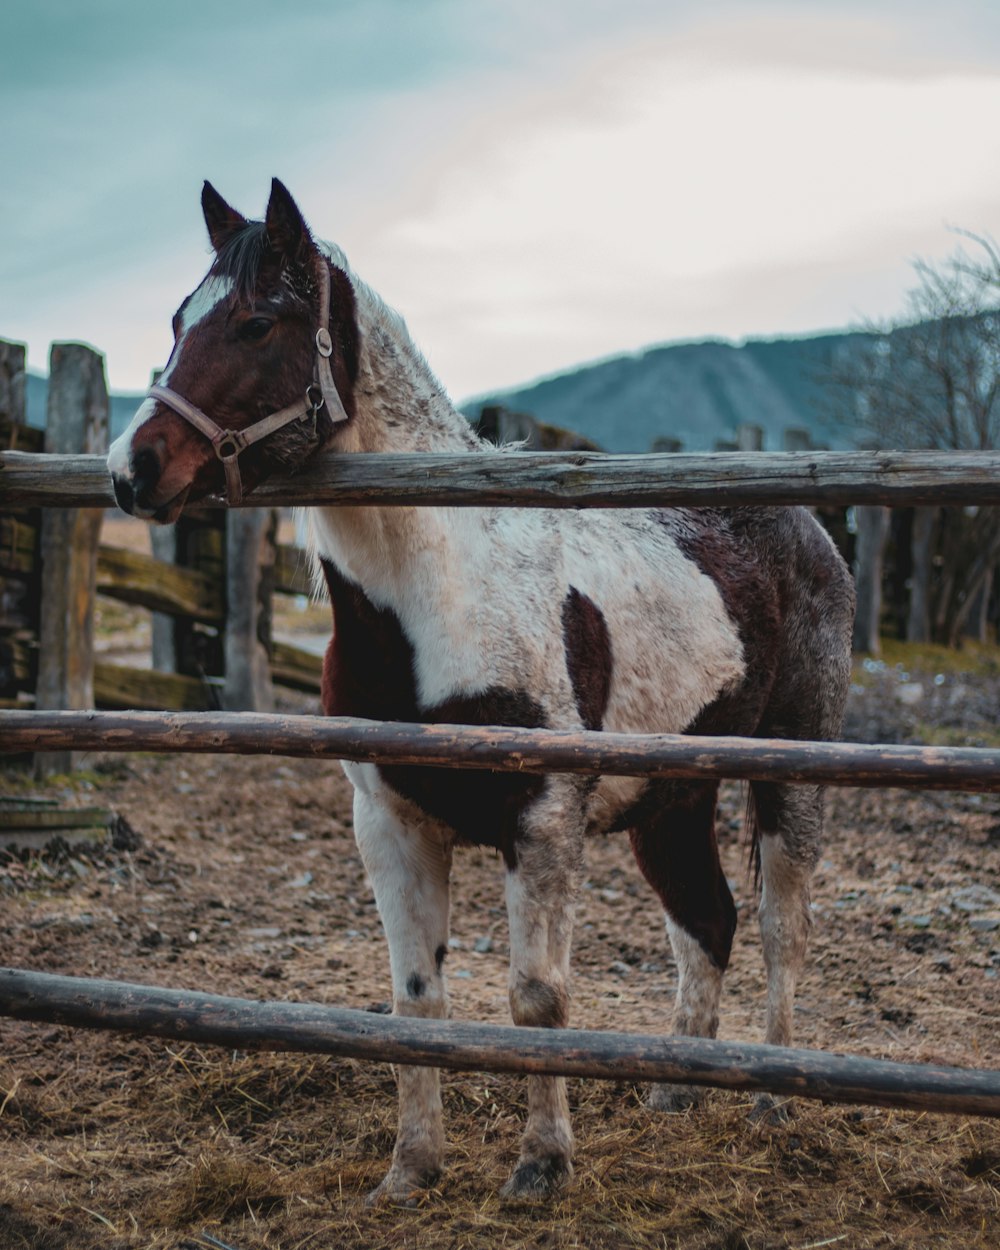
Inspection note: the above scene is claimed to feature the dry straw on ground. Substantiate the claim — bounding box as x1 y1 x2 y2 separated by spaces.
2 613 999 1247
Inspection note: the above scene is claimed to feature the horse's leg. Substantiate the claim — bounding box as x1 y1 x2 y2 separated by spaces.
628 781 737 1111
352 786 453 1204
749 780 824 1121
500 785 583 1198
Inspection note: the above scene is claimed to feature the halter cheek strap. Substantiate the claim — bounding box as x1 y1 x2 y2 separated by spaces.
147 258 350 505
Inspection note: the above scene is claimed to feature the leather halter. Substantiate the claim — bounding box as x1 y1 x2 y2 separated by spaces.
147 258 349 504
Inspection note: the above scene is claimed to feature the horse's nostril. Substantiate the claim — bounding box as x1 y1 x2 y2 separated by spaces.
133 445 161 492
112 475 135 515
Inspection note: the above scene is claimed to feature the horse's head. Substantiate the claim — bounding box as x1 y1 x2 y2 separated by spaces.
108 179 359 522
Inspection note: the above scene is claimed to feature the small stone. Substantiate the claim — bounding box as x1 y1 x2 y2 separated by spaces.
452 969 472 979
474 936 493 954
289 871 314 889
448 937 463 950
901 915 932 929
969 917 1000 933
896 682 924 706
952 886 1000 913
609 960 631 976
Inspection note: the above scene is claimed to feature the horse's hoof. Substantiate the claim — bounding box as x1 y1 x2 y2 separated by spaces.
364 1165 440 1207
500 1155 573 1200
749 1093 793 1125
647 1082 704 1113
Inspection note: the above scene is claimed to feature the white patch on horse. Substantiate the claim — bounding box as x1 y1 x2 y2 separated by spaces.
108 275 233 475
107 398 157 475
178 274 233 337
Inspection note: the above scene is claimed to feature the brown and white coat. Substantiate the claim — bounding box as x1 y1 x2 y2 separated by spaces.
108 180 856 1202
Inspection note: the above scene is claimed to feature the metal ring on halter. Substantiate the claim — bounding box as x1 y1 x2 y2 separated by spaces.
306 383 323 415
215 434 242 461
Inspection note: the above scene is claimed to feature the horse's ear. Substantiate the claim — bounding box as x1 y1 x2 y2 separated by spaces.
202 182 247 252
265 178 312 261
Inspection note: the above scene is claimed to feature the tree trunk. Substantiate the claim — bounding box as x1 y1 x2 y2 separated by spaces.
961 567 994 643
907 506 936 643
852 506 890 653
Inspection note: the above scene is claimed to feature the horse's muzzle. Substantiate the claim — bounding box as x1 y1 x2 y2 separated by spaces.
111 473 137 516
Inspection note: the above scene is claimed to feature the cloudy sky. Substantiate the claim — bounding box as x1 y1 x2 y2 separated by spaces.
3 0 1000 401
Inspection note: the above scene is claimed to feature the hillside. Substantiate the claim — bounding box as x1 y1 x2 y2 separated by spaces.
25 325 872 451
464 328 873 452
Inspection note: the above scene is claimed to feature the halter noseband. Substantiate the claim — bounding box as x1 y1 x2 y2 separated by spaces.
148 258 349 505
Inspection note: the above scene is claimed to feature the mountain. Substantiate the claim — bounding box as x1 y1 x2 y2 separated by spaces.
462 328 875 452
22 325 873 452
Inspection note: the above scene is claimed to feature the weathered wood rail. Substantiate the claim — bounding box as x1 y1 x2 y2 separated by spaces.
3 709 1000 791
7 447 1000 508
1 968 996 1117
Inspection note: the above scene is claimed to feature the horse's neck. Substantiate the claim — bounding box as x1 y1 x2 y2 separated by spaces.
343 263 481 456
309 265 489 603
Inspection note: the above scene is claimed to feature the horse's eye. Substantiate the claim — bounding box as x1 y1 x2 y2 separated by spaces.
239 317 275 342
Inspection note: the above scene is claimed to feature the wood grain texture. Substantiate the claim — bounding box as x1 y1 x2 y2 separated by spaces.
96 545 224 621
8 448 1000 508
0 967 996 1117
34 346 108 775
2 709 1000 791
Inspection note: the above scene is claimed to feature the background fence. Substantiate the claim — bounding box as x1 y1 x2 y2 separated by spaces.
1 338 323 775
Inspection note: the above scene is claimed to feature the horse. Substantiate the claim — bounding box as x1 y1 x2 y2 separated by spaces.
107 179 855 1203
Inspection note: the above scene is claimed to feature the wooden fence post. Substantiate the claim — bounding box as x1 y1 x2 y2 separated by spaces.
34 344 108 775
144 371 178 674
0 340 27 430
223 509 276 711
853 504 891 654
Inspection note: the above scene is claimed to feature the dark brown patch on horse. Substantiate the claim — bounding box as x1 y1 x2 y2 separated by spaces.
406 973 426 1000
435 944 447 972
624 780 737 970
657 508 784 736
561 587 612 730
320 559 547 867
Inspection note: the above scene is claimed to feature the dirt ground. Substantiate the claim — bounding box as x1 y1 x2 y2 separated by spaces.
1 522 999 1248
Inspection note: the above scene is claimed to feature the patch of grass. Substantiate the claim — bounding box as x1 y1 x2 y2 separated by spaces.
875 637 1000 677
910 722 1000 750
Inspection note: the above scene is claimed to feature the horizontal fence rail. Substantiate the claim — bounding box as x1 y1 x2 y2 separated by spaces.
7 448 1000 509
1 968 997 1118
3 710 1000 791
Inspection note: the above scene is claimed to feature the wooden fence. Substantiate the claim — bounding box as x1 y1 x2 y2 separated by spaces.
2 348 1000 1115
0 339 323 771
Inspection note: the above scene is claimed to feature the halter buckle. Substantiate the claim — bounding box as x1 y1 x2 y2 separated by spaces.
315 327 333 358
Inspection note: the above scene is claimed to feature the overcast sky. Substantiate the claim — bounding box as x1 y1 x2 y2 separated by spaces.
3 0 1000 401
